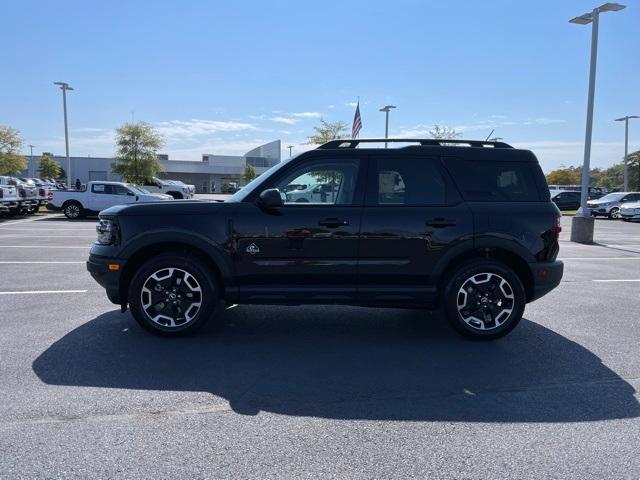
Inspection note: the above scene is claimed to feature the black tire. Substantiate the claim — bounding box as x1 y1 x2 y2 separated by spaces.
167 191 183 199
128 253 218 336
608 207 620 220
443 259 526 340
63 201 84 220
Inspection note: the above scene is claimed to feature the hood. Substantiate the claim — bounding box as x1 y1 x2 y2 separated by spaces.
100 199 230 217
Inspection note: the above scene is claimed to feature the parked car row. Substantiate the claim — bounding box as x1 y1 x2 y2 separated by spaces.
550 189 640 221
0 176 53 217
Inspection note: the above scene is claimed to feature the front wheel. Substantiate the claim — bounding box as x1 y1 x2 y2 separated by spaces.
608 207 620 219
443 259 526 340
128 253 219 336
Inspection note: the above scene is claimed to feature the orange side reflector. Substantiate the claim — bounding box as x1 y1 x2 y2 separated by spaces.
108 263 120 271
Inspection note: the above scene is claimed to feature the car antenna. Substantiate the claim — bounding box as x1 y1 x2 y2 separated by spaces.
485 129 495 142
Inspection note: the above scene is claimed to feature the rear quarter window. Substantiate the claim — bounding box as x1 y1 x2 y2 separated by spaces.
445 159 541 202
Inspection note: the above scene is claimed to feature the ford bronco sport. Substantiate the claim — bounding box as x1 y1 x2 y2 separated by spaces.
87 139 563 339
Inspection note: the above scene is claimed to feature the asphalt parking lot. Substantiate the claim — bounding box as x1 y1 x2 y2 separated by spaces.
1 214 639 479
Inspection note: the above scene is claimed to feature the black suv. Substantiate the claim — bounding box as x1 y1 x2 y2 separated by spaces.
87 139 563 339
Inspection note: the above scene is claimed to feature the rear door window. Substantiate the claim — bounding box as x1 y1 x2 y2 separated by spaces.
367 156 446 206
445 159 540 202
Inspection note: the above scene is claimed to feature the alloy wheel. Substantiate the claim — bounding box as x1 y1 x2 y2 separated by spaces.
140 267 202 328
65 204 79 218
456 272 515 331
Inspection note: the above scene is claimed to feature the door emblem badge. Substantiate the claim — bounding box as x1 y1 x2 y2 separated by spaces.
246 243 260 255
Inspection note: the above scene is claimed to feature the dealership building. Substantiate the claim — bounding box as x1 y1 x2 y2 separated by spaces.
22 140 281 193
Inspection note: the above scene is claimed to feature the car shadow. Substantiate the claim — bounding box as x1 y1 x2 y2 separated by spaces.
33 306 639 422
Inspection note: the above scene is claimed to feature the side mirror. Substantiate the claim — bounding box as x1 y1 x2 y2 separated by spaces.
258 188 284 209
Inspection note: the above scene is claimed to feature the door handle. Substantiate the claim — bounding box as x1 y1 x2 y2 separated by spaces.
319 218 349 228
426 218 456 228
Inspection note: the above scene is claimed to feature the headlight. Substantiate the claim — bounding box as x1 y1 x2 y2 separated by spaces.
96 218 117 245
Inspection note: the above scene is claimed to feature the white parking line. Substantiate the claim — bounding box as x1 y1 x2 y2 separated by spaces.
0 261 85 264
0 290 87 295
560 257 640 260
0 235 95 238
592 279 640 283
0 245 90 249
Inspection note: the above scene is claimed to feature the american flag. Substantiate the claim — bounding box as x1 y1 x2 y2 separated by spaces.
352 100 362 138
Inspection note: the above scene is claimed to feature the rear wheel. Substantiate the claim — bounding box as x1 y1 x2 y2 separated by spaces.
443 259 526 340
63 201 84 219
128 253 218 336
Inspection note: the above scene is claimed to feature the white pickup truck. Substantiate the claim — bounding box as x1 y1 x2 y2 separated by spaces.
141 177 195 199
0 176 38 215
0 178 20 217
48 181 172 219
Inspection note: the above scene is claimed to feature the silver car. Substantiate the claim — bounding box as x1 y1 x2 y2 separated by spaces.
620 201 640 222
587 192 640 219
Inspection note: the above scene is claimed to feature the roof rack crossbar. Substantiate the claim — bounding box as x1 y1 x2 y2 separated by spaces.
318 138 513 149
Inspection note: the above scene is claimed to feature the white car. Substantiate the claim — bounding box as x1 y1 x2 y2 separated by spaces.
620 201 640 222
49 181 172 219
141 177 195 199
285 183 339 203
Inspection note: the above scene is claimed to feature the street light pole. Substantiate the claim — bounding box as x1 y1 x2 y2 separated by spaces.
379 105 396 148
287 145 294 158
615 115 639 191
569 3 625 243
53 81 74 188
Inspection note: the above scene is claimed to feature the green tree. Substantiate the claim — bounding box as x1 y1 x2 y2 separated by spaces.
38 154 62 179
242 164 257 184
0 126 27 175
307 119 349 144
429 125 461 140
546 166 581 185
628 150 640 191
111 122 164 184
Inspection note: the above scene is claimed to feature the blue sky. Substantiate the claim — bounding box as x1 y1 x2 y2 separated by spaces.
2 0 639 171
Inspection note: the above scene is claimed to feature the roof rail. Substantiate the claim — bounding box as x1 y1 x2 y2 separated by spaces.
317 138 513 149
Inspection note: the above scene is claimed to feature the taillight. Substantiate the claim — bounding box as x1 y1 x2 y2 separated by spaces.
18 187 26 198
0 189 3 199
48 191 53 200
552 214 562 234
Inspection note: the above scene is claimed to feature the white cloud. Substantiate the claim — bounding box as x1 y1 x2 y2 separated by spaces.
345 102 358 107
532 118 566 125
327 105 335 109
290 112 322 118
269 116 298 125
156 119 257 138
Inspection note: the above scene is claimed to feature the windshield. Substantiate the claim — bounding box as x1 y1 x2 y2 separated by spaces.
597 193 625 202
226 158 294 202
